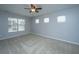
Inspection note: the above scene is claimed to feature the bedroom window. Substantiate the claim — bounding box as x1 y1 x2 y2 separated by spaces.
57 16 66 23
35 19 39 24
8 18 17 32
18 19 25 31
8 18 25 32
44 18 49 23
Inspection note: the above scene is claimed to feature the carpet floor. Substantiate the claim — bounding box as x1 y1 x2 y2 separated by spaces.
0 34 79 54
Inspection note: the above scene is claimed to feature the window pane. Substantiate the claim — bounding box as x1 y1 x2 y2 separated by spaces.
35 19 39 24
8 18 17 32
44 18 49 23
18 19 25 31
57 16 66 23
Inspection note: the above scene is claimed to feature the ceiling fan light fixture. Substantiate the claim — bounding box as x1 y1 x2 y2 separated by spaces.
31 9 35 12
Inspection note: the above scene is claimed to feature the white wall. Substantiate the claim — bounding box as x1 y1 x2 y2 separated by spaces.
31 6 79 44
0 11 30 40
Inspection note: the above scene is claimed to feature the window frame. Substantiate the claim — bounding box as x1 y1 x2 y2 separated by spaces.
8 18 18 32
8 17 25 32
18 19 25 31
44 17 49 23
35 19 39 24
57 16 66 23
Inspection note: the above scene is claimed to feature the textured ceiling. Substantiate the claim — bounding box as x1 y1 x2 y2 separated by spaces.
0 4 78 17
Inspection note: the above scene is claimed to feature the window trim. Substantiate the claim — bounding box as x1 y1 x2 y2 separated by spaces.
57 16 66 23
8 17 25 32
44 17 49 23
35 19 39 24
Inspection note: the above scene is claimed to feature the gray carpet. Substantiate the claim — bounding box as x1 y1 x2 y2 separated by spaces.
0 34 79 54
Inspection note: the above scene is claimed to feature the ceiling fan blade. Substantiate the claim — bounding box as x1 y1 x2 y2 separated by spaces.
36 10 39 13
24 8 31 9
36 8 42 10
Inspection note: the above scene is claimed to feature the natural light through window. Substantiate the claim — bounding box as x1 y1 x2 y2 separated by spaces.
57 16 66 23
8 18 17 32
8 18 25 32
44 18 49 23
18 19 25 31
35 19 39 24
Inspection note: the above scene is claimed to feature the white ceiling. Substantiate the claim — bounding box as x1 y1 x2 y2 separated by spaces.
0 4 78 17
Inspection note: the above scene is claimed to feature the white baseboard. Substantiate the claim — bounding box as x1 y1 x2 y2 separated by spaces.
0 33 30 40
31 32 79 46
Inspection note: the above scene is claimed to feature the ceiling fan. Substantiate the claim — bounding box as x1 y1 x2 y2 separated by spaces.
24 4 42 13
